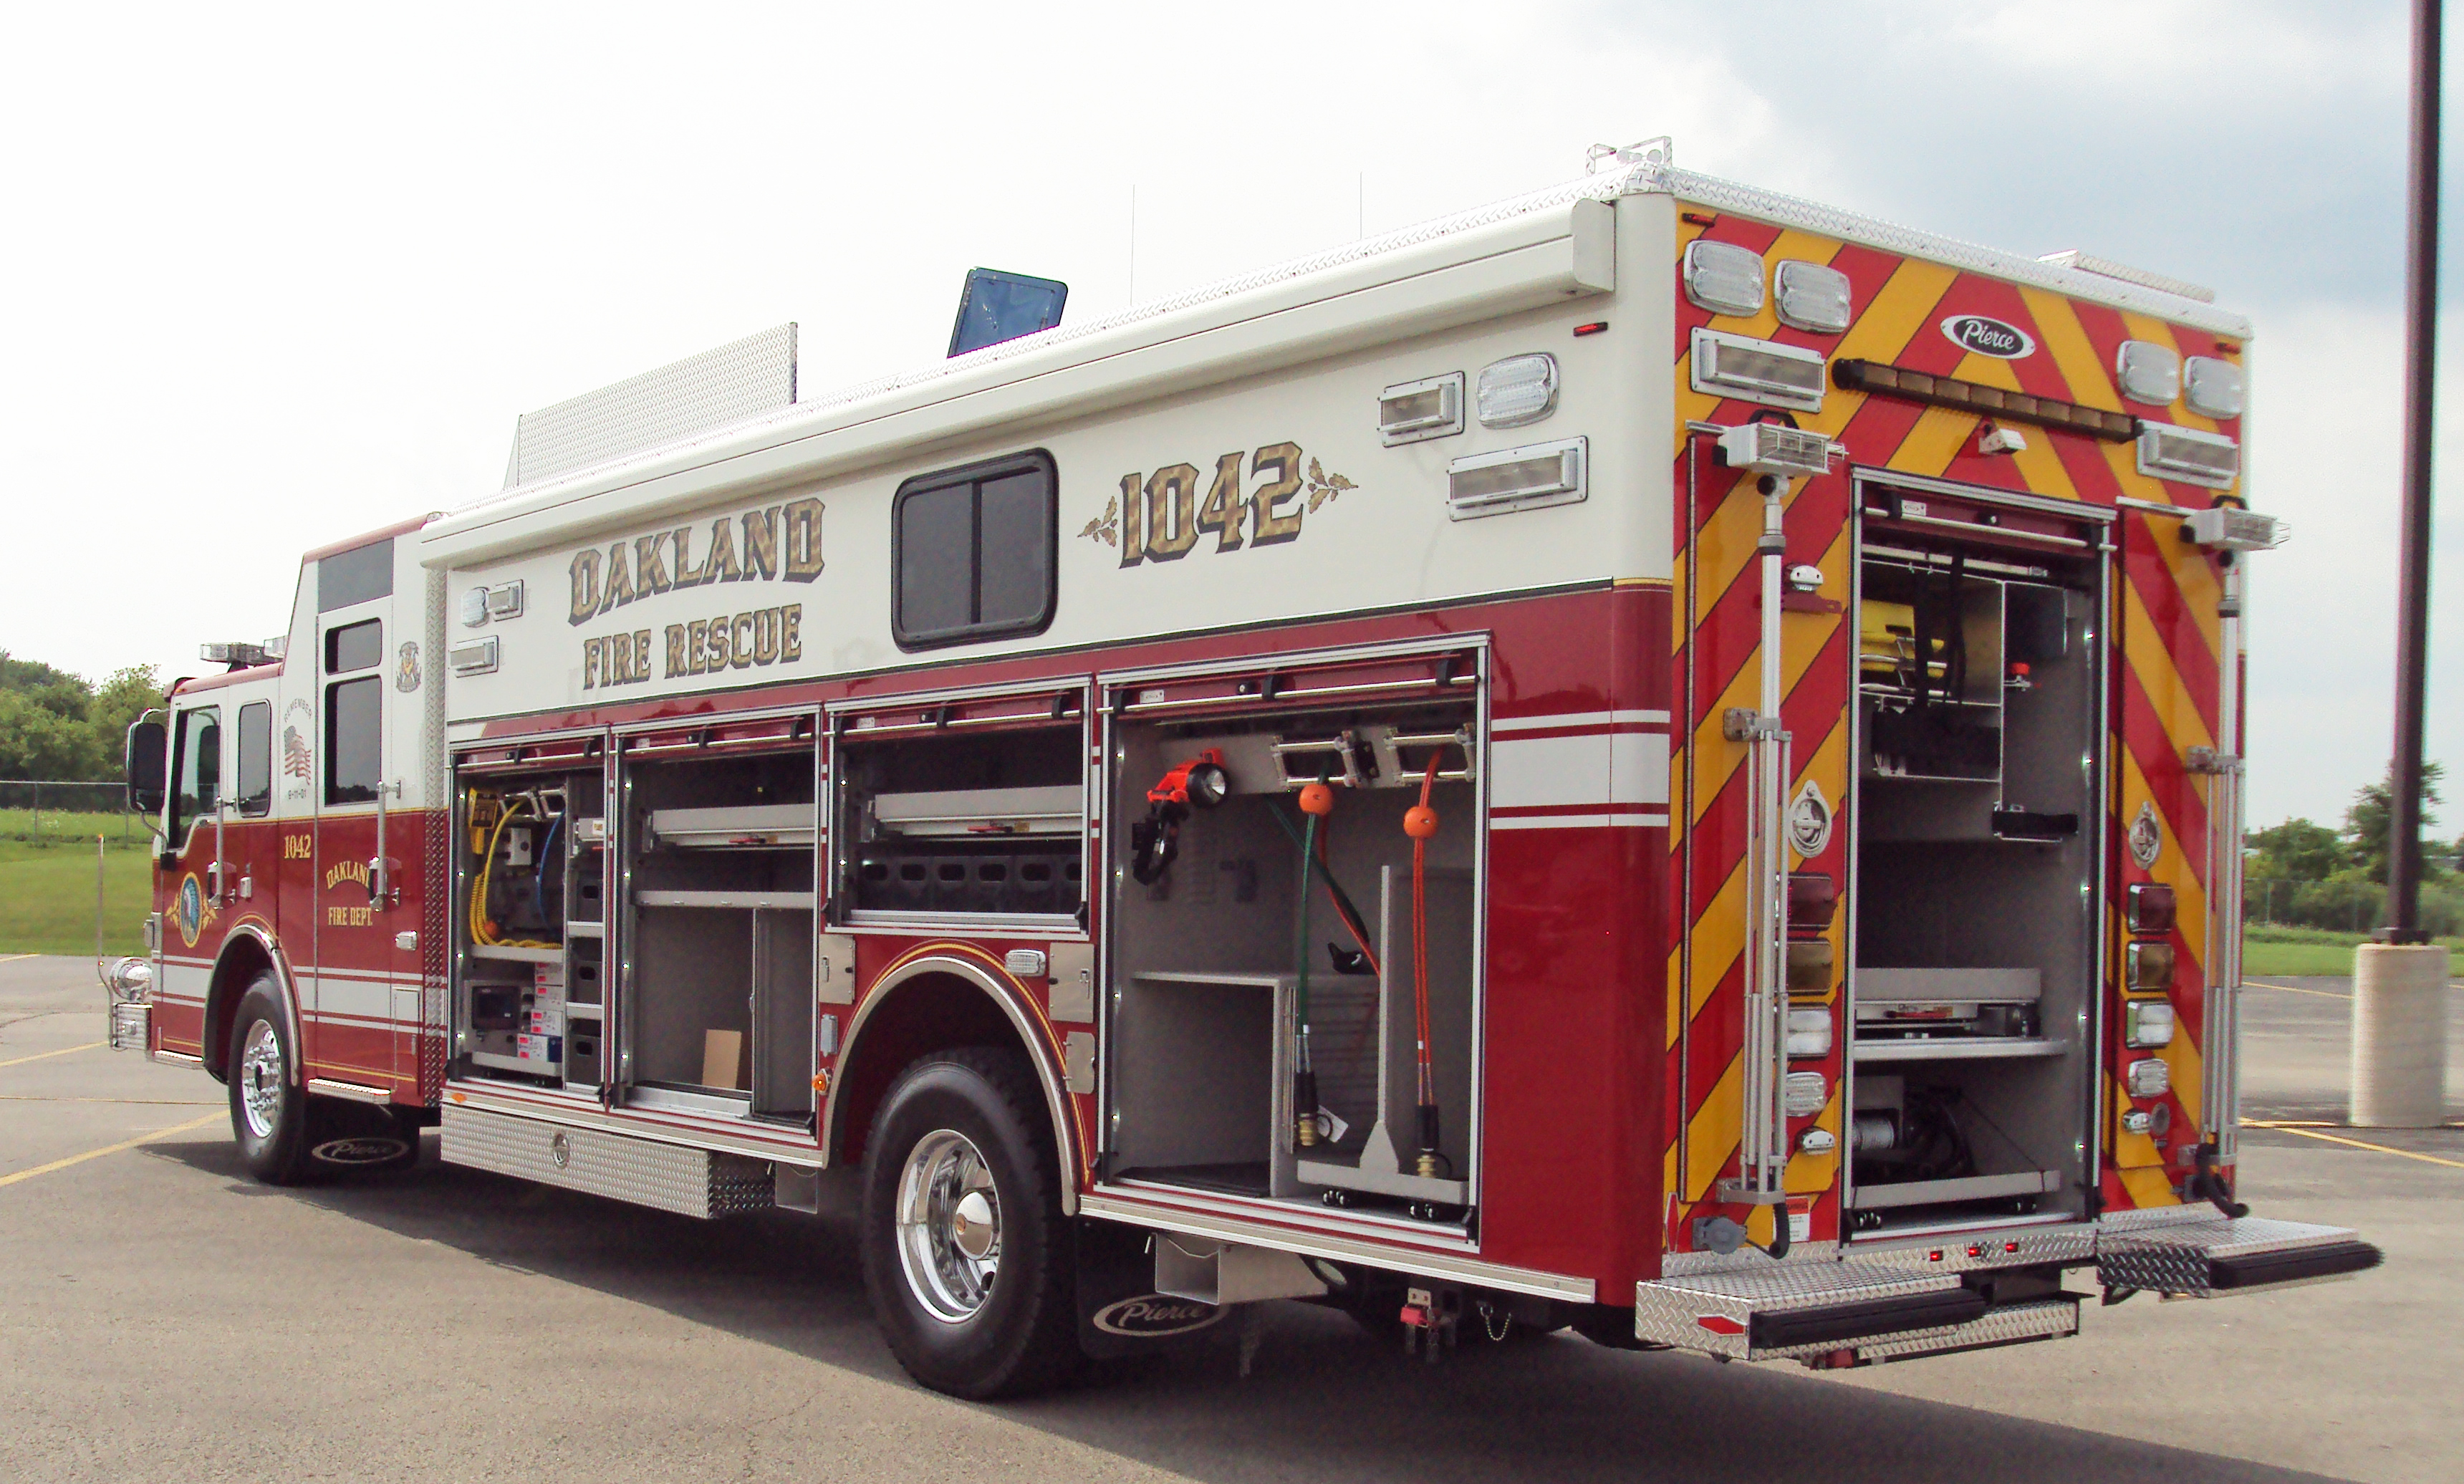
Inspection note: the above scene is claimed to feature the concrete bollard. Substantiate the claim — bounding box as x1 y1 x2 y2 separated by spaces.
2350 943 2452 1127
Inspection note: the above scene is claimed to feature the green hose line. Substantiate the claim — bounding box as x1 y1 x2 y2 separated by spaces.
1293 810 1317 1068
1267 801 1372 960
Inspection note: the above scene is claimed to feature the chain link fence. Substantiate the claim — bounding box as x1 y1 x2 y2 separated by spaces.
0 780 143 843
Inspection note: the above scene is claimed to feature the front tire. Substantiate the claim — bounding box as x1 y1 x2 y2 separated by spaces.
860 1048 1077 1398
226 978 312 1185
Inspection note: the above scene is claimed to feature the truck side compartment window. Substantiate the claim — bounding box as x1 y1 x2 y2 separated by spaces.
892 451 1057 650
317 538 393 612
170 705 221 846
326 677 381 805
327 618 382 674
235 701 271 816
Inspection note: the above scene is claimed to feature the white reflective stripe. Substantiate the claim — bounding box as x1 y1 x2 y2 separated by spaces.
1491 708 1670 733
312 977 394 1018
1492 812 1669 831
1489 732 1670 809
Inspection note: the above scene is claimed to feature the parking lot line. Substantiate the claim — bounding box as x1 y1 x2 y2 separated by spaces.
0 953 36 964
2243 980 2348 999
0 1041 104 1069
2243 1120 2464 1170
0 1112 222 1190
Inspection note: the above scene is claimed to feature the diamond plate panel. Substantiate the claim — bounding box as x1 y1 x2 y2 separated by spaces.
1635 1260 1963 1359
505 324 797 490
2096 1214 2358 1298
440 1103 773 1219
1857 1224 2097 1276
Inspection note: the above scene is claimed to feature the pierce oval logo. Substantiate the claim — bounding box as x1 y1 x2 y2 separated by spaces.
1940 314 2036 360
1091 1295 1227 1338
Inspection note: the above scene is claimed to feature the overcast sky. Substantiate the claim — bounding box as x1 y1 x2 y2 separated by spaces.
1 1 2450 829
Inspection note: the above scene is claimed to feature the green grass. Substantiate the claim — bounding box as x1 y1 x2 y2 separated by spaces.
0 806 147 844
0 838 154 955
2242 924 2463 978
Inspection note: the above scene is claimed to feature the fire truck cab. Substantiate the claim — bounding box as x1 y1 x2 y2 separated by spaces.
114 141 2378 1397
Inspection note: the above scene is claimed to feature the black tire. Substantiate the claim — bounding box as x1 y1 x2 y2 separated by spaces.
226 978 312 1185
859 1048 1078 1398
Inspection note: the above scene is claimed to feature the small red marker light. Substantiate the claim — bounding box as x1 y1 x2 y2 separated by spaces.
1966 1245 1983 1258
2005 1241 2021 1253
1928 1250 1944 1263
1574 321 1609 337
1695 1315 1747 1336
1683 211 1719 227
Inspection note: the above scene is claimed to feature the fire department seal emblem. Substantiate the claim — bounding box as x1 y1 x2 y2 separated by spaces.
281 697 315 803
1787 779 1834 859
173 872 213 948
2129 800 2164 869
396 640 421 693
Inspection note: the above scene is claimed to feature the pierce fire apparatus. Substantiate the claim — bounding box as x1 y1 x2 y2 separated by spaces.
107 140 2379 1397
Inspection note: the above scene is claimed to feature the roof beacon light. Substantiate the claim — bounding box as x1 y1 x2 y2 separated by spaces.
1692 329 1826 413
1476 354 1559 429
2116 340 2181 405
2183 356 2246 419
2182 505 2287 551
1683 238 1766 317
1774 260 1852 334
2137 423 2241 491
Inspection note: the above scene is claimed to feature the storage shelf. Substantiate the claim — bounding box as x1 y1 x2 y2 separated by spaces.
645 803 818 849
565 920 605 937
1849 1169 2060 1211
635 890 817 910
1852 1036 2069 1064
468 943 564 963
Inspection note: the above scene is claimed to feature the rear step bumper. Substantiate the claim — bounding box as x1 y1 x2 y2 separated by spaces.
2096 1213 2384 1298
1637 1212 2378 1364
1633 1264 2077 1363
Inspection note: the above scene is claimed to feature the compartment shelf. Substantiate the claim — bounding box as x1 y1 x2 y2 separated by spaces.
635 889 817 910
469 943 564 963
645 803 818 849
1852 1037 2069 1063
1849 1169 2060 1211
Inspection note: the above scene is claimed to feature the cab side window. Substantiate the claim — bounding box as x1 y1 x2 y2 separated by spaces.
170 706 221 845
325 619 382 806
236 702 271 816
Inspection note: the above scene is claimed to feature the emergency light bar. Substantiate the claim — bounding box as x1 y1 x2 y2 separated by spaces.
2136 423 2240 490
2181 504 2287 550
200 642 271 668
1691 329 1825 413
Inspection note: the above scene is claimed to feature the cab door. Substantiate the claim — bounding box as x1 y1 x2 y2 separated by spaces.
155 701 228 1059
302 539 417 1093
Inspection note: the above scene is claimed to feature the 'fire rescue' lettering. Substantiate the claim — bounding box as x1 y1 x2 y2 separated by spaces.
580 604 804 688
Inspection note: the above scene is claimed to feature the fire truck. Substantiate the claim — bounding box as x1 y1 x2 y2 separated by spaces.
107 140 2379 1397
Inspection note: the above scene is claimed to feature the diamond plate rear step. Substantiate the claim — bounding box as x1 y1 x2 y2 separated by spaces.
1634 1260 2078 1364
2095 1212 2382 1298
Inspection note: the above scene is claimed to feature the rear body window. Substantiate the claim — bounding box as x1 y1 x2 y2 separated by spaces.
317 539 393 612
327 619 382 674
326 676 381 805
892 451 1057 650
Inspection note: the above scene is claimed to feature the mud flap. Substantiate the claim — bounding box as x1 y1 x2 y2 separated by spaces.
1074 1223 1231 1358
2097 1213 2382 1298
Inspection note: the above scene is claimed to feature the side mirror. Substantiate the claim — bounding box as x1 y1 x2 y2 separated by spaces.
125 718 167 817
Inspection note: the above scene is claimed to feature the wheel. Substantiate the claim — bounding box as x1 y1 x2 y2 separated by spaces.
859 1048 1077 1398
226 977 312 1185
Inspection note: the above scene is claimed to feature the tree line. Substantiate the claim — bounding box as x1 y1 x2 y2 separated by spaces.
0 652 163 783
2245 763 2461 937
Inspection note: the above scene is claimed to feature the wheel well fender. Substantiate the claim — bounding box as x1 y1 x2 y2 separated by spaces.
203 927 301 1086
823 955 1082 1215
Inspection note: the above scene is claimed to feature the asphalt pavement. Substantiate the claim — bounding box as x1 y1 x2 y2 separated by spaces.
1 955 2456 1484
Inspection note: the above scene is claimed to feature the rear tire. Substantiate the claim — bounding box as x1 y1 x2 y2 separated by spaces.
859 1048 1078 1398
226 978 312 1185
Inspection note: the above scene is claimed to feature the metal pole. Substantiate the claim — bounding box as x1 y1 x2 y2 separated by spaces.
2386 0 2442 943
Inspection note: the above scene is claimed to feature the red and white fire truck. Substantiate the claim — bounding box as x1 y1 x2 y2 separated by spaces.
107 140 2378 1396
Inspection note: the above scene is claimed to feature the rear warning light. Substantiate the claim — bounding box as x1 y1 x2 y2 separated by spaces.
1445 438 1587 520
1788 871 1837 929
1786 938 1834 994
1683 238 1765 317
2126 1057 2171 1098
2137 423 2241 489
1377 372 1464 446
2125 882 2177 935
1573 321 1609 337
2127 940 2175 991
2125 1000 2177 1049
1695 1314 1746 1335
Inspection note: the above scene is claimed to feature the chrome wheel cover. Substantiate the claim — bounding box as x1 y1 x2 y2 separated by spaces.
238 1018 284 1140
894 1128 1002 1323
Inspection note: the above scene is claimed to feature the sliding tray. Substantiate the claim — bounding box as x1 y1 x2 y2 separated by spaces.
643 804 817 849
